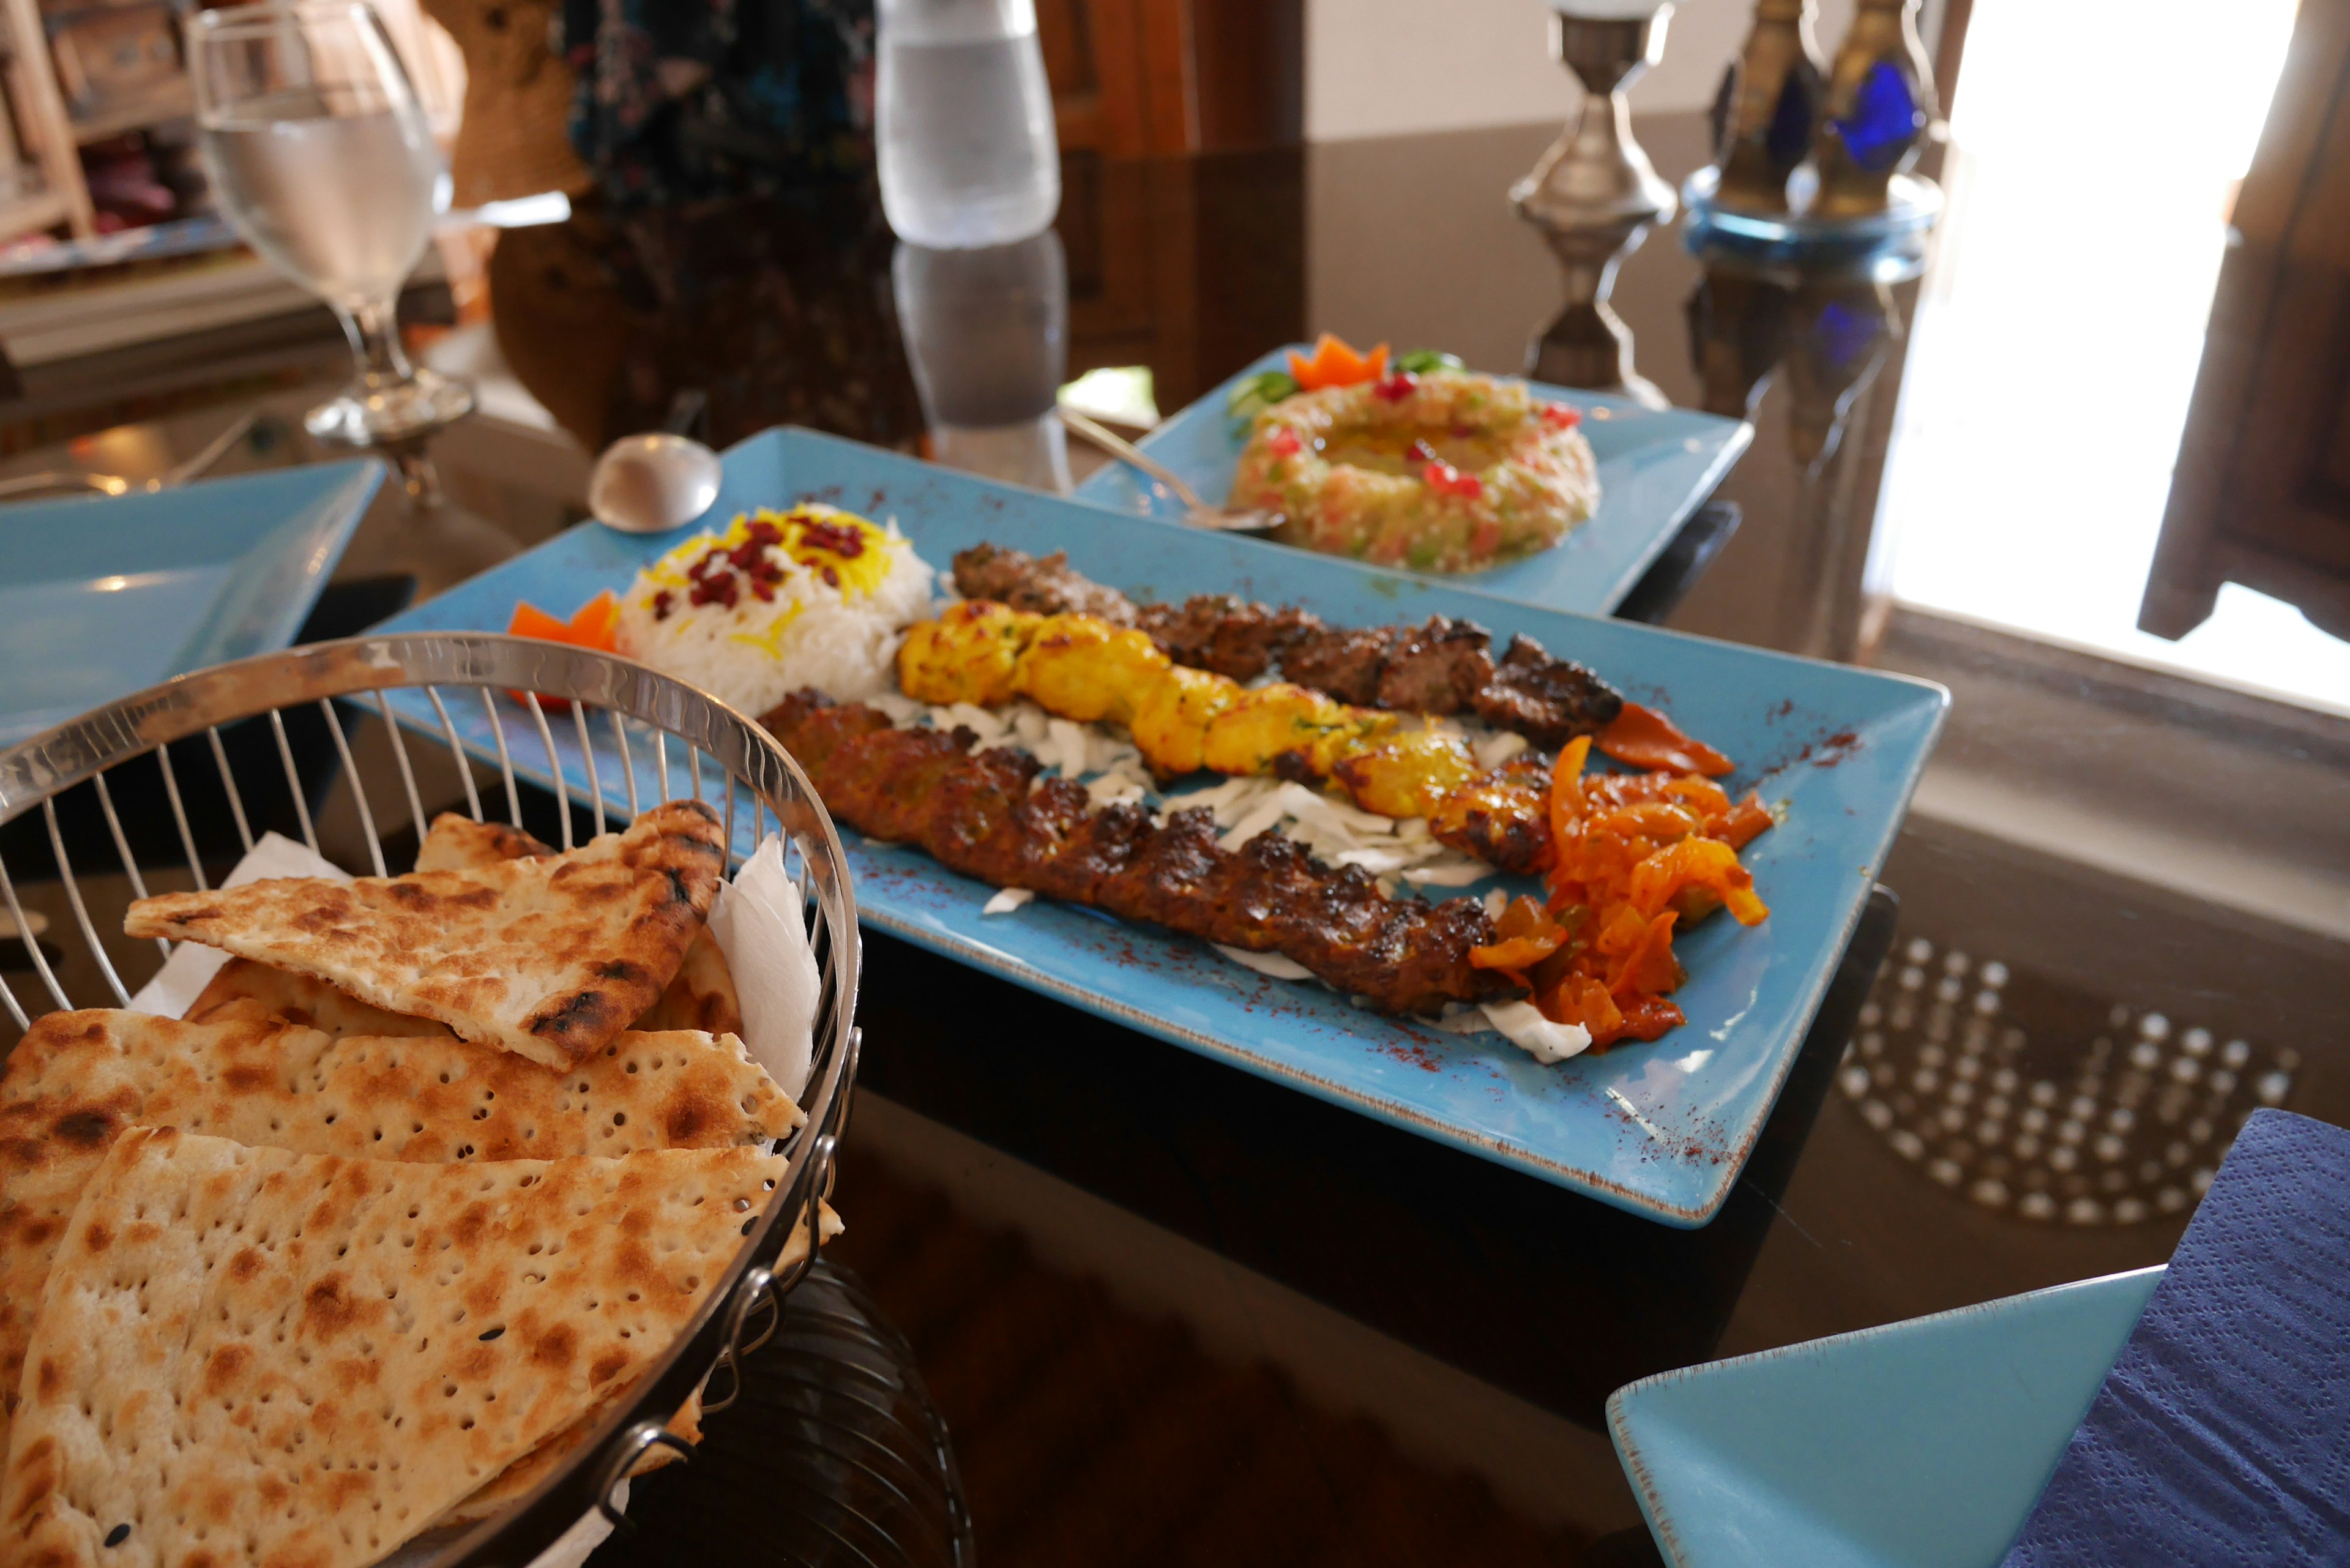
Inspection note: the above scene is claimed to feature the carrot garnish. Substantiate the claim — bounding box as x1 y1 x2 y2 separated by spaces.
1286 332 1390 392
505 590 622 708
507 589 621 652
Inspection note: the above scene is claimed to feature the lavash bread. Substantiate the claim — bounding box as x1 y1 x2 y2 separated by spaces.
0 1009 799 1461
124 800 727 1067
407 810 746 1039
628 928 745 1037
182 958 454 1037
410 814 562 873
0 1128 785 1568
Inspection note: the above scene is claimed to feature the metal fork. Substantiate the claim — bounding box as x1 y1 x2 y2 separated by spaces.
1056 406 1281 532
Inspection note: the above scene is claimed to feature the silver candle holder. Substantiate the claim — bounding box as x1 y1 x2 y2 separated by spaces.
1511 4 1679 234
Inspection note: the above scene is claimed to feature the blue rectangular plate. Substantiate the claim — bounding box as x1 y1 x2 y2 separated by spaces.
381 428 1943 1225
1070 347 1753 616
1608 1267 2163 1567
0 460 384 746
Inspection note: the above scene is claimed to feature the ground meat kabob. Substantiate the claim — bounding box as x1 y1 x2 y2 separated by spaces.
760 690 1518 1017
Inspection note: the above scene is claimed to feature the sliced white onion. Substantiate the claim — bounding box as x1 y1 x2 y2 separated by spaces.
1218 795 1288 851
1481 1000 1591 1064
1403 856 1494 887
1474 730 1531 771
1213 944 1315 980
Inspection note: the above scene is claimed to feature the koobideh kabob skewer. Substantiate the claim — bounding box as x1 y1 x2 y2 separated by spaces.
762 690 1515 1017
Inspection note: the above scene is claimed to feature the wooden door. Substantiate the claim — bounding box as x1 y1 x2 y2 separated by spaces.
2141 0 2350 641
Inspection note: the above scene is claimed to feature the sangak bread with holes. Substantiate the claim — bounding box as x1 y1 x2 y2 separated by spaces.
404 810 746 1039
0 1010 799 1461
0 1127 783 1568
438 1201 841 1523
124 799 726 1067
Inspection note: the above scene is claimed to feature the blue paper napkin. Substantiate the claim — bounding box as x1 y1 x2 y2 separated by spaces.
2003 1108 2350 1566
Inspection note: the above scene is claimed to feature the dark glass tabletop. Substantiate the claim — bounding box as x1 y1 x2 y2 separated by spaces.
4 82 2346 1567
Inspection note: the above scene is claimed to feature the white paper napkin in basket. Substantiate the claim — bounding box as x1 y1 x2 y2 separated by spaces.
707 834 822 1099
127 832 351 1015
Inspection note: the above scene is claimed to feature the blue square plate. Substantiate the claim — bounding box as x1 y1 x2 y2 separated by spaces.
0 460 384 747
381 428 1943 1225
1070 347 1753 615
1608 1267 2162 1567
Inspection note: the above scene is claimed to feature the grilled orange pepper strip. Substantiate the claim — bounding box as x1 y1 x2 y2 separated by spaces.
1596 701 1734 777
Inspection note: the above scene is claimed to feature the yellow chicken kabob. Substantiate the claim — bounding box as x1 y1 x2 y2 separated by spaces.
895 601 1772 879
901 602 1470 816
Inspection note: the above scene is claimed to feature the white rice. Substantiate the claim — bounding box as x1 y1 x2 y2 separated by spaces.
613 504 935 715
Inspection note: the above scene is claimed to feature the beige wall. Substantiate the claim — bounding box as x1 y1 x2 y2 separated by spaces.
1303 0 1883 142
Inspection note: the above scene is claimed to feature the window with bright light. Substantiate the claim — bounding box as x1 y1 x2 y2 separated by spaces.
1868 0 2350 714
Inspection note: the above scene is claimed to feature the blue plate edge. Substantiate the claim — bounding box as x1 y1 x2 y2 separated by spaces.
198 460 386 668
1603 1264 2169 1568
0 458 386 749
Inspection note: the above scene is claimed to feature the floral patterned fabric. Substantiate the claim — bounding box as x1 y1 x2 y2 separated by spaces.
561 0 875 205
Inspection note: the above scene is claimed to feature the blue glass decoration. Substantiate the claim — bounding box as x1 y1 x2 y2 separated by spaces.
1834 61 1924 172
1811 299 1882 370
1766 72 1817 168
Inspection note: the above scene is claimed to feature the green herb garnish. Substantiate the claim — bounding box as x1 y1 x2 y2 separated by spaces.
1226 370 1299 422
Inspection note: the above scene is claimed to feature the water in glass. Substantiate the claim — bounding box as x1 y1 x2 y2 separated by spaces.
188 1 471 444
199 94 438 310
877 0 1060 248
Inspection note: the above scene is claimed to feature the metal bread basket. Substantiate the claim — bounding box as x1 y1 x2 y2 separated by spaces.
0 632 862 1568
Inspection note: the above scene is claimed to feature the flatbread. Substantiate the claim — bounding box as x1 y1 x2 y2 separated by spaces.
630 928 744 1037
438 1389 702 1528
0 1127 784 1568
125 800 726 1067
411 815 560 873
406 811 745 1039
182 958 450 1037
0 1009 799 1461
435 1197 842 1525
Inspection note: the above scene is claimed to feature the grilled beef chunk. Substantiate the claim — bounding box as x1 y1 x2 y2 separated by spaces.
1375 618 1494 715
1469 635 1625 747
1136 595 1324 682
1281 626 1404 707
952 544 1139 624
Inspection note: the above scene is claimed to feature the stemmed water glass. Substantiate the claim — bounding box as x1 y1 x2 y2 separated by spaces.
187 0 472 444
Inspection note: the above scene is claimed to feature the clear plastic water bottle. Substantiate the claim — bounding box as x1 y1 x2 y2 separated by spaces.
876 0 1061 248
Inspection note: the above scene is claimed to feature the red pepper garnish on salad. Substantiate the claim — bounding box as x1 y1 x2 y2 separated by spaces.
1420 461 1484 501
